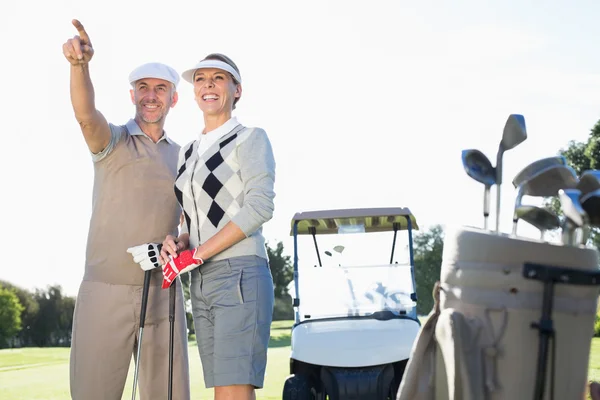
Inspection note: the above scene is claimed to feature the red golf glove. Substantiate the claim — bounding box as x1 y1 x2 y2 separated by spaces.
162 248 204 289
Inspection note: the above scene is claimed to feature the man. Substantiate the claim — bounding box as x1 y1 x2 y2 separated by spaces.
62 19 190 399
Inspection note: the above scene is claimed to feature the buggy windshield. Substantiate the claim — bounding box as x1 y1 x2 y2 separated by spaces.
288 230 417 321
288 263 416 321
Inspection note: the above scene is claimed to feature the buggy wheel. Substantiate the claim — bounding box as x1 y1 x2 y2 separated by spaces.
283 374 313 400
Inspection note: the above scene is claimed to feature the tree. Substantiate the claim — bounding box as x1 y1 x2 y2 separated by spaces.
56 295 75 346
585 120 600 170
0 280 39 347
29 285 74 347
544 118 600 249
267 241 294 298
266 241 294 320
0 287 24 348
413 225 444 315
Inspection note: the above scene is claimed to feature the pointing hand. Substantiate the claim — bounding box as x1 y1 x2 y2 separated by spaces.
62 19 95 65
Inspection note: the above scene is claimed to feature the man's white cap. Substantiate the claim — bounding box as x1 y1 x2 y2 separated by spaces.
128 62 180 88
181 59 242 85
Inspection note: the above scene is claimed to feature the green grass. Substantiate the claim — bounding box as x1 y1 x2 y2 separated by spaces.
2 320 600 399
0 347 68 371
0 320 294 400
586 339 600 399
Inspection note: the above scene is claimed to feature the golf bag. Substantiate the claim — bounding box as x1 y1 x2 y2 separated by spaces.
396 226 600 400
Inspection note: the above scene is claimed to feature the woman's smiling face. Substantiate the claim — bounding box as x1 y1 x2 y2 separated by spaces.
193 68 241 116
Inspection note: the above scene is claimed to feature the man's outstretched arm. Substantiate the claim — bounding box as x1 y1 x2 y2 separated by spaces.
62 19 110 154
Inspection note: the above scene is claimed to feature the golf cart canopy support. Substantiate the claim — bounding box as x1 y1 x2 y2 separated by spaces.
289 207 419 235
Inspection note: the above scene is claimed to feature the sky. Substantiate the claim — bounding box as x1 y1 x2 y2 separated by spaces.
2 0 600 296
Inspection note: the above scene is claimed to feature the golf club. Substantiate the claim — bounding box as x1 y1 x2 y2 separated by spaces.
168 282 176 400
512 156 567 188
578 171 600 199
581 188 600 226
576 225 592 247
514 205 560 240
579 188 600 245
558 189 588 246
131 270 152 400
462 149 496 230
495 114 527 233
511 163 578 235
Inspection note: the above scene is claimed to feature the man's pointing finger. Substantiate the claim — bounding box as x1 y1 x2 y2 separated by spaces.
71 19 91 43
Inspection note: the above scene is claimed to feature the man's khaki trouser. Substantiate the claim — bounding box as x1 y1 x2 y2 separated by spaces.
69 278 190 400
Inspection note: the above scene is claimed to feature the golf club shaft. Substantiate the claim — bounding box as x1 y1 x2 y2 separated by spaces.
562 224 575 246
168 281 176 400
484 186 490 230
132 270 152 400
581 226 590 245
496 185 501 232
132 327 144 400
511 186 525 237
495 147 504 234
561 227 569 245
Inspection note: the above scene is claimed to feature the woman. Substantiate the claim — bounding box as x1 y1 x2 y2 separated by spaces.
159 53 276 400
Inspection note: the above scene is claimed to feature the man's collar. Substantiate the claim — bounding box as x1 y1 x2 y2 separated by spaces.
126 119 175 144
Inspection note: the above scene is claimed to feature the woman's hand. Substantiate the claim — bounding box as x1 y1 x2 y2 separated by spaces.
160 234 189 265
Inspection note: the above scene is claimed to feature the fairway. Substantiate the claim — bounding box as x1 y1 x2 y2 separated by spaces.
2 321 600 399
0 321 293 400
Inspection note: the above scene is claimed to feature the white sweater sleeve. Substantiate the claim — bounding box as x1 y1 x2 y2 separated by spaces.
231 128 276 236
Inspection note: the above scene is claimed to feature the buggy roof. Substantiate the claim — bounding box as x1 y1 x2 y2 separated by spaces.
290 207 419 235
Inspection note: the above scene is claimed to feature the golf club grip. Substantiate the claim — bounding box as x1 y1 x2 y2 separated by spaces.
139 270 152 328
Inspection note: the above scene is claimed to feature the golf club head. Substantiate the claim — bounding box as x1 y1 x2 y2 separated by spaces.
512 156 568 188
558 189 587 227
577 170 600 198
461 149 496 185
581 188 600 226
496 114 527 185
516 205 560 232
519 164 578 197
511 165 577 235
502 114 527 151
495 114 527 233
462 149 495 230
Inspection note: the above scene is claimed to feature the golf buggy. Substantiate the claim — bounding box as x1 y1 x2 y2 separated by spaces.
282 207 422 400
